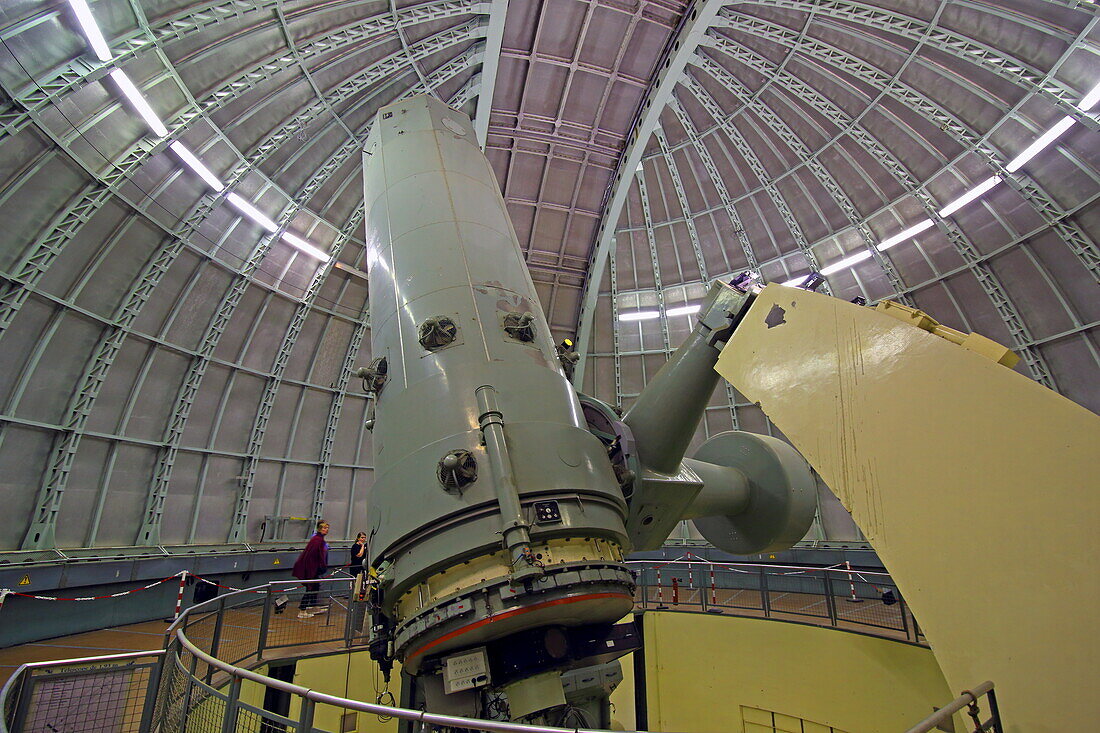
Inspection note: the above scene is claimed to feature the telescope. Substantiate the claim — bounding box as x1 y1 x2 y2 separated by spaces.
357 95 815 724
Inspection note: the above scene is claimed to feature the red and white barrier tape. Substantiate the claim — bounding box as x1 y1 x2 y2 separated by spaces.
173 571 188 619
0 555 357 616
4 571 186 602
844 561 861 602
188 573 265 594
854 571 884 593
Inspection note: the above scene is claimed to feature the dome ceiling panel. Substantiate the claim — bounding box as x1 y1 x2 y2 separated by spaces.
0 0 1095 552
487 0 688 334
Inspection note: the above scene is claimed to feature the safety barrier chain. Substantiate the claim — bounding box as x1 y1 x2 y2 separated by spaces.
0 561 359 627
1 571 186 602
0 562 355 603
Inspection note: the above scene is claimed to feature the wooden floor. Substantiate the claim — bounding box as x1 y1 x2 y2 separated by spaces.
0 620 169 685
0 597 359 686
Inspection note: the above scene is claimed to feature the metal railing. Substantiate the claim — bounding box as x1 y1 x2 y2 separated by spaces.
905 680 1002 733
629 559 926 644
1 650 165 733
2 563 977 732
151 577 625 733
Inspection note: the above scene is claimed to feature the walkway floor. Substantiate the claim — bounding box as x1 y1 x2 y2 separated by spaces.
0 620 168 685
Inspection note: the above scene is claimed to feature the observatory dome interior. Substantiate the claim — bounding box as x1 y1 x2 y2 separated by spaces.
0 0 1096 731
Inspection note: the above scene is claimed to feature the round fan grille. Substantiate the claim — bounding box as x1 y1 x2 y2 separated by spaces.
418 316 458 350
437 449 477 492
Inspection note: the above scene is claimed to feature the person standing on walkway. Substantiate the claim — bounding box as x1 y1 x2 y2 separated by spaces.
350 532 367 577
292 520 329 619
350 531 367 594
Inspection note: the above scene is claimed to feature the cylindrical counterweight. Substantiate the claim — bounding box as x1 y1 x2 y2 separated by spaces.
361 96 633 670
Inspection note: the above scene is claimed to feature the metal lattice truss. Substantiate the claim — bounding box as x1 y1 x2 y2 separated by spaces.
0 0 1096 551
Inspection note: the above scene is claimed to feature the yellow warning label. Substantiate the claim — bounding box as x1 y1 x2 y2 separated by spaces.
18 575 30 585
273 559 280 565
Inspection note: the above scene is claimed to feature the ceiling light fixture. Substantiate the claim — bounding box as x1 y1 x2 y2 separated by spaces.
619 310 661 321
169 142 224 191
819 250 873 275
1076 79 1100 111
666 304 701 317
281 232 331 261
108 70 168 137
227 192 278 232
1005 117 1076 173
937 176 1002 218
877 218 935 251
68 0 112 61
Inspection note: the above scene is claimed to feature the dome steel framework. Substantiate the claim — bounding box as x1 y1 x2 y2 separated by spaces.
0 0 1095 552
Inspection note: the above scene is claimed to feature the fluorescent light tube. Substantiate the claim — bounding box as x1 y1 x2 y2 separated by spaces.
876 218 934 251
169 142 223 191
227 192 278 232
1005 117 1075 173
619 310 661 321
820 250 873 275
68 0 112 61
937 177 1002 218
282 232 331 261
1076 79 1100 111
109 70 168 137
666 304 701 317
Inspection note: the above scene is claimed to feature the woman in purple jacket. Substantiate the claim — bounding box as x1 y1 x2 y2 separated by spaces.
292 520 329 618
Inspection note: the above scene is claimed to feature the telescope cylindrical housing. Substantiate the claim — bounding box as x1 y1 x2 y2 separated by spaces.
361 96 633 669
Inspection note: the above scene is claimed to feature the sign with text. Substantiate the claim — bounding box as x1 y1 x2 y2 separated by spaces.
443 648 490 694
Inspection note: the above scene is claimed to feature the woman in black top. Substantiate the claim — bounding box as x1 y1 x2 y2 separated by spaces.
350 532 367 579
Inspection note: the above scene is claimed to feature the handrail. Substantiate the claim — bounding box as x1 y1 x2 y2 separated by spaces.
627 559 893 577
164 577 349 635
173 623 627 733
904 681 999 733
1 570 994 733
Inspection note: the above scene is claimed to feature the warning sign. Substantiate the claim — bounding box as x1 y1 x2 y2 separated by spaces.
273 559 280 565
18 575 30 585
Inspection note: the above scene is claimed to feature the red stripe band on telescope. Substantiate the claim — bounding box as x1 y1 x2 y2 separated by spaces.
406 591 633 662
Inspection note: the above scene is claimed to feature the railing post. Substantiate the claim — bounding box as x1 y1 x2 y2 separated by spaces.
760 568 770 617
323 579 334 628
207 596 226 683
221 677 242 733
822 569 838 627
343 588 355 647
258 588 274 659
182 651 199 725
706 567 721 613
138 652 167 733
298 697 316 732
899 594 911 640
986 687 1004 733
11 670 35 733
